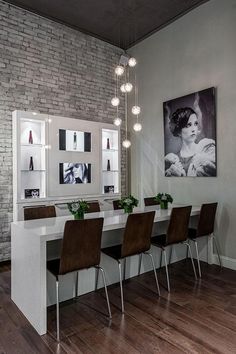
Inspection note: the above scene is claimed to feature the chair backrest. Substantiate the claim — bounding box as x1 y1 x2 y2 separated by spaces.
121 211 155 258
113 200 123 210
197 203 217 237
144 197 159 206
86 201 100 213
59 218 104 275
24 205 56 220
166 206 192 245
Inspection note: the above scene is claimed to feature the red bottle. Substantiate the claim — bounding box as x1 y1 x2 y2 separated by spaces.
29 130 33 144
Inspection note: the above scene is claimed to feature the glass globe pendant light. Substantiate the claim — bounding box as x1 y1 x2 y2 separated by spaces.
128 57 137 67
115 65 124 76
124 82 133 93
111 97 120 106
133 122 142 132
132 105 141 115
122 139 131 148
113 117 122 126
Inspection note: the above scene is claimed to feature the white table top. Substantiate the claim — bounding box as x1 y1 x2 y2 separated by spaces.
11 204 200 241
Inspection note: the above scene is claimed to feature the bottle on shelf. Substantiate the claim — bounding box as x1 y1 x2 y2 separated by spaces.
106 138 110 150
29 156 34 171
29 130 33 144
73 132 77 150
107 159 111 171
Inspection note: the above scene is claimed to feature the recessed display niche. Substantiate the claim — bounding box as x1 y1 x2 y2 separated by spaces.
59 163 91 184
59 129 91 152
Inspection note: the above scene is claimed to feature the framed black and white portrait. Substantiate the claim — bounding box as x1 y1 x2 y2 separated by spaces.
59 163 91 184
163 87 216 177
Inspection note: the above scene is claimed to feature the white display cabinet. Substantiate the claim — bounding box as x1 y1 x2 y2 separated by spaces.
13 111 121 221
13 111 48 208
102 129 120 194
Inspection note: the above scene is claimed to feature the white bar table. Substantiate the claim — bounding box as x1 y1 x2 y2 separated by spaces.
11 205 201 335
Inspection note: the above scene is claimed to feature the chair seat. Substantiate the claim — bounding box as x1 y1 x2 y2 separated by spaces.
47 258 60 277
188 228 197 239
151 234 167 247
102 244 123 260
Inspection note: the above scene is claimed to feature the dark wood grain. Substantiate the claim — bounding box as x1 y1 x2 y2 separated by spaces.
1 260 236 353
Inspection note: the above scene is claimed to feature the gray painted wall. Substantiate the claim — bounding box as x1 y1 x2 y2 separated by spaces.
129 0 236 259
0 1 127 261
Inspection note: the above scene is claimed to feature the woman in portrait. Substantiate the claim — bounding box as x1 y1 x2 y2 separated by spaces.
164 96 216 176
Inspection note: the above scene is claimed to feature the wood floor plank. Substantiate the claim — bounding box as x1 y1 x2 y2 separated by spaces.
1 261 236 353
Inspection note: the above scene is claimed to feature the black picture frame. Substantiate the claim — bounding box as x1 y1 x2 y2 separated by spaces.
24 189 40 198
163 87 216 177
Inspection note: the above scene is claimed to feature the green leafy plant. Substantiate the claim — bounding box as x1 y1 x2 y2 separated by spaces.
155 193 173 203
119 195 139 213
67 200 89 219
155 193 173 209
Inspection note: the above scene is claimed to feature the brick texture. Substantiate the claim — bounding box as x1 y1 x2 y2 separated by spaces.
0 1 128 261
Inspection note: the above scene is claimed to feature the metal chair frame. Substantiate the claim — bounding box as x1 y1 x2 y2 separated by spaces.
97 251 160 313
55 265 111 342
188 233 222 278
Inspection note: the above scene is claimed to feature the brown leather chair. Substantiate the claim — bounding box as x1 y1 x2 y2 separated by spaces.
86 201 100 213
101 211 160 313
112 200 123 210
144 197 159 207
188 203 220 277
151 206 197 292
24 205 56 220
47 218 111 341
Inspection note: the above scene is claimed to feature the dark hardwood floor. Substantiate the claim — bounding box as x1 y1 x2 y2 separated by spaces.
1 260 236 353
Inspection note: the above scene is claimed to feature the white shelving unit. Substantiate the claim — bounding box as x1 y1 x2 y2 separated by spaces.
102 128 120 195
13 111 48 206
13 111 121 221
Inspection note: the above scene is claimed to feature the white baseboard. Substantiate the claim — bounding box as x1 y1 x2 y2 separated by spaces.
212 254 236 270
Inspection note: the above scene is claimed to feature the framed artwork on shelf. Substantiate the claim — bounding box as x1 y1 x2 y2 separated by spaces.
59 129 91 152
24 189 40 199
163 87 216 177
59 163 91 184
104 185 115 193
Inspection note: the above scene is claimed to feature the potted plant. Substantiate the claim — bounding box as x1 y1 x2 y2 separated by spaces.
119 195 139 214
155 193 173 209
67 200 89 219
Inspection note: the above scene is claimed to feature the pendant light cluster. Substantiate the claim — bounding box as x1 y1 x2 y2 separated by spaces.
111 55 142 148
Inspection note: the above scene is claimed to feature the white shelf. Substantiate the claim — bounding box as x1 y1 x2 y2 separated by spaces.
102 170 119 172
21 170 46 172
21 143 45 147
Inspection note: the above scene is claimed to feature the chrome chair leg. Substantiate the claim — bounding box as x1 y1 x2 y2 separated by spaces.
56 279 60 342
193 239 202 278
186 240 189 259
144 252 160 296
117 260 124 313
75 271 79 297
184 242 197 280
212 234 222 268
123 258 126 281
95 267 99 291
163 248 170 292
96 266 112 319
138 253 142 275
159 249 163 269
169 246 173 265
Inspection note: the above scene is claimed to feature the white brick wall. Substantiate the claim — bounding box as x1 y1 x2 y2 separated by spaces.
0 1 127 261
